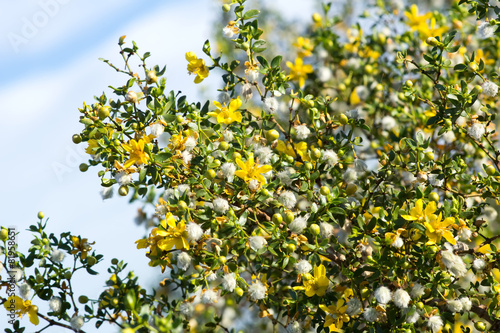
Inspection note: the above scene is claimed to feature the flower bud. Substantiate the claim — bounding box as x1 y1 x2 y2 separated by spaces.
38 211 45 219
98 106 111 120
118 185 129 196
79 163 89 172
320 186 330 196
222 4 231 12
312 13 321 23
426 37 439 46
310 224 320 236
72 134 82 144
272 213 283 224
125 91 138 104
0 228 8 241
146 71 157 84
485 165 496 176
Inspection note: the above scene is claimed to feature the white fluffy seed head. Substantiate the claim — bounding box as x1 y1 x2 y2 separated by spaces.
248 280 267 301
460 297 472 311
393 289 411 309
295 125 311 140
201 289 219 304
286 321 302 333
70 316 85 330
179 302 194 317
114 171 132 186
427 315 443 333
222 273 237 292
279 191 297 209
477 21 496 39
467 121 485 141
184 137 197 151
322 150 339 167
483 80 499 97
149 123 165 137
295 259 312 274
473 258 486 271
447 299 463 313
264 97 279 114
49 297 62 312
213 198 229 214
51 249 65 263
289 214 308 234
19 283 32 299
249 236 267 251
221 163 236 182
440 250 467 277
186 222 203 242
255 145 273 164
346 297 362 316
374 286 392 304
319 222 334 238
410 283 426 298
176 252 192 271
363 307 379 322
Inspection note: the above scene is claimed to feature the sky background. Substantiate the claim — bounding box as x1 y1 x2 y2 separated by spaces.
0 0 316 330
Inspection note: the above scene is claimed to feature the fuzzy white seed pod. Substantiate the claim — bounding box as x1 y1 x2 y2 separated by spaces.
125 91 138 103
427 315 443 333
70 316 85 330
49 297 62 312
393 289 411 309
248 280 267 301
295 259 312 274
264 97 279 114
222 273 237 292
213 198 229 214
482 80 499 97
374 286 392 304
477 21 496 39
186 222 203 242
249 236 267 251
289 215 308 234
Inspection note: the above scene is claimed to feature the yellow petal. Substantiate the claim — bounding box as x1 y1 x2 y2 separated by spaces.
443 231 456 245
229 97 242 111
349 89 360 105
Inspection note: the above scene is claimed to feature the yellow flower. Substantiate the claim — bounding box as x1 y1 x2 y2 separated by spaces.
186 52 209 84
155 213 190 251
319 299 350 332
294 264 329 297
276 140 308 160
4 296 39 325
293 37 314 58
85 139 99 155
168 134 188 151
385 228 405 247
404 4 432 32
424 213 456 245
401 199 437 223
234 156 272 184
286 57 313 87
71 236 94 260
476 49 495 67
122 139 150 169
207 97 243 125
419 17 448 40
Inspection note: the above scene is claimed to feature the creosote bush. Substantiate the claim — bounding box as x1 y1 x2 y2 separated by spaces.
5 0 500 332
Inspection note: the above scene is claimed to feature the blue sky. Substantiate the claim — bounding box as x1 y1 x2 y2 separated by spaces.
0 0 316 330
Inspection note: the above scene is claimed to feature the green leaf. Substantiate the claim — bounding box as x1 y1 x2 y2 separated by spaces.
243 9 260 20
257 55 269 68
271 55 282 69
202 39 211 56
